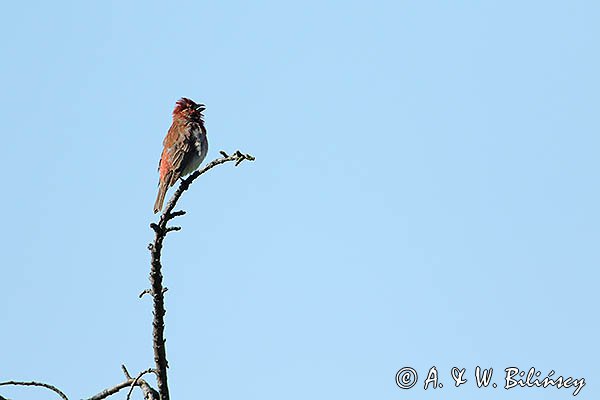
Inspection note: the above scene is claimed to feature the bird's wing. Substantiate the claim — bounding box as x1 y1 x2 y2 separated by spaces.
159 121 193 188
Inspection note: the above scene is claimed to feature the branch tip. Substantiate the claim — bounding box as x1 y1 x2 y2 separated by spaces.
121 365 132 380
150 223 160 233
166 210 186 221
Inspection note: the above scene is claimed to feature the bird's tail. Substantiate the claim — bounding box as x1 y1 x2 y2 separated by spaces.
154 181 169 214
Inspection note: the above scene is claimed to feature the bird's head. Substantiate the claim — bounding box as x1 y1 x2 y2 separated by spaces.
173 97 205 122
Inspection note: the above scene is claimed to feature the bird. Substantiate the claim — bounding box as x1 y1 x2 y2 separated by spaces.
154 97 208 214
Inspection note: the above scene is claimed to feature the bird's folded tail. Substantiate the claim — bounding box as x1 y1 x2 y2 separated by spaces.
154 181 169 214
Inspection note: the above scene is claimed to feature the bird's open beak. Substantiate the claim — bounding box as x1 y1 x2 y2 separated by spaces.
196 104 206 112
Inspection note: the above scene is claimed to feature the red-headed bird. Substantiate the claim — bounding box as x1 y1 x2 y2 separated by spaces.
154 98 208 213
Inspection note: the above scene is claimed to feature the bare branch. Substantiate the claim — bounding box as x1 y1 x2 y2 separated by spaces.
161 150 255 219
0 381 68 400
126 369 156 400
148 150 254 400
85 379 158 400
84 366 157 400
121 365 132 380
85 380 132 400
138 381 159 400
165 210 186 221
1 150 254 400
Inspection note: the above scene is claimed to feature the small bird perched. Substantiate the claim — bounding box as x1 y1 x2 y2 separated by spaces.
154 98 208 214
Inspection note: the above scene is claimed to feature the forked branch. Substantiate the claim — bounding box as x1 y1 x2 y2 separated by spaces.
147 150 254 400
1 150 254 400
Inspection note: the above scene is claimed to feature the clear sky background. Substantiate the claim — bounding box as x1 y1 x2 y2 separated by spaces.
1 1 598 399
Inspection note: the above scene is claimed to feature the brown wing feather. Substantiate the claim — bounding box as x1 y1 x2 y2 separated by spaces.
167 141 191 186
159 119 193 188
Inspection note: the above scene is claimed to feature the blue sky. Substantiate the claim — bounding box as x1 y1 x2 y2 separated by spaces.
1 1 598 399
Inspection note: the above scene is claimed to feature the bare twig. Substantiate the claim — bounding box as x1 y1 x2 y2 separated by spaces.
0 381 68 400
84 366 158 400
161 150 255 220
140 287 168 299
148 150 254 400
85 379 157 400
125 369 156 400
85 380 132 400
121 365 133 379
166 210 186 221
